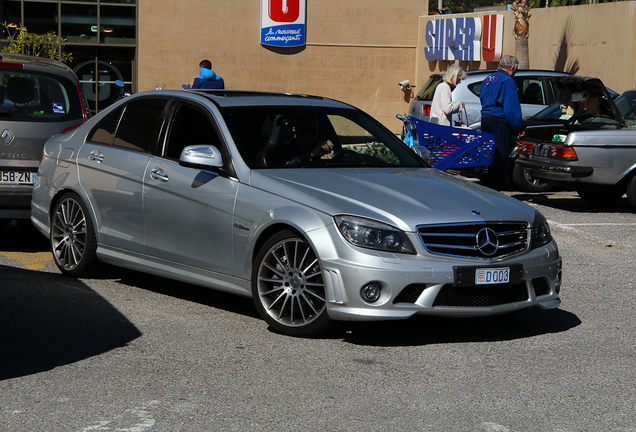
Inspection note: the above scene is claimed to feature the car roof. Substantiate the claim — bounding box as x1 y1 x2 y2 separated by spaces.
143 89 356 109
428 69 572 80
0 53 78 78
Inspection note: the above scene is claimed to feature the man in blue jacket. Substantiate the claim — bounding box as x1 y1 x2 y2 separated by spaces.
480 55 524 190
192 59 225 89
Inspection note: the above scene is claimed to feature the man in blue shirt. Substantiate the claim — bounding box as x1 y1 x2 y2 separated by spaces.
480 55 524 190
191 59 225 90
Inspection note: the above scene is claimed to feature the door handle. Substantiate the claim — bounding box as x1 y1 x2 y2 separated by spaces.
88 150 104 163
150 168 169 182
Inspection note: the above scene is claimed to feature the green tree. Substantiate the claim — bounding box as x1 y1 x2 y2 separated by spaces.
1 22 72 63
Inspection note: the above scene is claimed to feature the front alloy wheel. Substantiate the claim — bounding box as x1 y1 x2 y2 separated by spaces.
252 231 334 337
51 193 100 276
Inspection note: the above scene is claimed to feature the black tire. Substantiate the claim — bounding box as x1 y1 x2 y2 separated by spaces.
50 193 101 277
251 230 336 337
626 176 636 212
511 165 552 192
577 187 626 207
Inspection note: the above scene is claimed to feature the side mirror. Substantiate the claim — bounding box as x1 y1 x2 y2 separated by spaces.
412 145 430 164
179 145 223 169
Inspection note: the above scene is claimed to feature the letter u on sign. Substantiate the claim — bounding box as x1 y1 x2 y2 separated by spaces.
482 14 503 63
269 0 300 22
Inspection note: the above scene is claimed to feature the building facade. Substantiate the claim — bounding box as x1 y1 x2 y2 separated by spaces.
3 1 636 133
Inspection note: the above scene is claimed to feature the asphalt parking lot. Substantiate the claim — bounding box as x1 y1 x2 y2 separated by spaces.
1 190 635 432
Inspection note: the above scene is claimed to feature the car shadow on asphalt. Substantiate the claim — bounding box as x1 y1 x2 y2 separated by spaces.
107 268 581 346
1 219 49 252
110 267 261 320
508 192 633 213
0 265 142 381
338 308 581 346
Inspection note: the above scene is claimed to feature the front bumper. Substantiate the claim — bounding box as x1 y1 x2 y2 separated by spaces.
313 225 562 321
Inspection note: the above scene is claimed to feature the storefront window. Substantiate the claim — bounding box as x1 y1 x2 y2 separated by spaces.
69 46 135 115
61 3 98 44
25 2 59 35
0 2 22 34
2 1 136 115
100 5 135 44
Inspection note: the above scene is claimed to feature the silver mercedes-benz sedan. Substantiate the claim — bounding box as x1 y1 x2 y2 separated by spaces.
31 89 562 336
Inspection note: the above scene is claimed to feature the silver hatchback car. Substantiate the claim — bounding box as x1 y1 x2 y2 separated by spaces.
1 53 91 219
32 89 562 336
408 70 574 128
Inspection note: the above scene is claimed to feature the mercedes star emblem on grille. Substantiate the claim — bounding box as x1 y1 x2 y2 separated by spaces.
476 227 499 256
1 129 14 145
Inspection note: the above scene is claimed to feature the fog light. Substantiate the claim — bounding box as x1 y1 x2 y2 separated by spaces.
361 283 381 302
555 270 562 294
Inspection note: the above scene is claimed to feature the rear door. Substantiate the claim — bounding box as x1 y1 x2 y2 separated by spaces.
78 97 169 252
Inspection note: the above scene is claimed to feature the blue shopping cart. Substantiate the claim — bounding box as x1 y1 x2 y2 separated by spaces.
397 114 496 172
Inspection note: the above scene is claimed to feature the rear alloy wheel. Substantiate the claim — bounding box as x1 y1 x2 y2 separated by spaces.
577 187 625 207
252 230 335 337
511 165 552 192
51 193 100 277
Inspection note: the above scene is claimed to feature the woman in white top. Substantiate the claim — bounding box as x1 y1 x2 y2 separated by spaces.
429 64 467 126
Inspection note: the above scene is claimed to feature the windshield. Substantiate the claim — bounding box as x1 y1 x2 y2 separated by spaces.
220 106 425 169
614 90 636 126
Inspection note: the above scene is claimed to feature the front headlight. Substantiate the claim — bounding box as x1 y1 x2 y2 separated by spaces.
531 210 552 249
335 215 416 254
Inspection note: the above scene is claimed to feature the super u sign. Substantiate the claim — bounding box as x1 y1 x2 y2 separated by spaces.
261 0 306 47
424 14 503 63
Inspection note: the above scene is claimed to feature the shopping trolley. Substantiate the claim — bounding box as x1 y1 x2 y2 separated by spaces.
397 114 496 172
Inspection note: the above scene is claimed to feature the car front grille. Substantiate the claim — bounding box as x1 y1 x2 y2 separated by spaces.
433 283 529 307
417 222 529 259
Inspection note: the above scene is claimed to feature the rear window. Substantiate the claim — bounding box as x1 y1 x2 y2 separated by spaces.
0 70 81 122
415 75 443 102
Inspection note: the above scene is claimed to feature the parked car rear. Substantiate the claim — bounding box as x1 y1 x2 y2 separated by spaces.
515 78 636 211
0 53 90 219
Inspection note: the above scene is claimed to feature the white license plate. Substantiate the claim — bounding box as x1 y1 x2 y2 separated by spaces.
0 171 37 185
475 267 510 285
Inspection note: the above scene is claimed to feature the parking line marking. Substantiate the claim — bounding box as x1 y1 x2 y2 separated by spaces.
0 251 51 270
561 223 636 226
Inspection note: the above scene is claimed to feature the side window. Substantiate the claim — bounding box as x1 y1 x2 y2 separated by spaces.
164 104 222 159
468 82 482 97
112 98 169 153
87 106 124 145
516 78 545 105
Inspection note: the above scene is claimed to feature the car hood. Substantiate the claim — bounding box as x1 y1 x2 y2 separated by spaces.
527 76 625 126
250 168 534 231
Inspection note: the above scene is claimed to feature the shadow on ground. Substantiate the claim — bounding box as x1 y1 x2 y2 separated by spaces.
337 307 581 346
1 219 49 252
0 265 142 380
104 267 580 346
111 267 260 320
508 192 633 214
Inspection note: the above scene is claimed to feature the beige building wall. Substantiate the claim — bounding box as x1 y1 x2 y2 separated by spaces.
138 0 428 131
416 3 636 99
